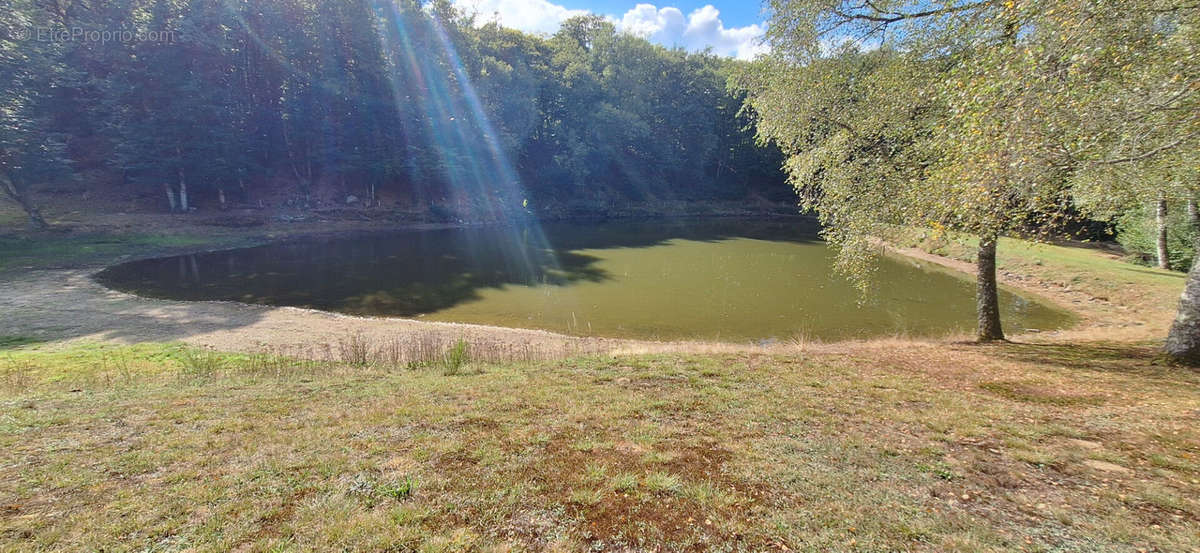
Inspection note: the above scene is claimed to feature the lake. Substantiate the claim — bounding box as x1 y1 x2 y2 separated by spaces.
94 219 1074 341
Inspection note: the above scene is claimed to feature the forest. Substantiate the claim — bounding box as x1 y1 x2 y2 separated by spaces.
1 0 785 223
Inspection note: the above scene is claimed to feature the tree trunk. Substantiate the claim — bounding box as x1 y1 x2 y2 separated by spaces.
976 235 1005 342
164 183 177 212
1 175 49 229
1167 194 1200 364
18 197 49 229
1156 196 1170 270
1165 252 1200 364
177 168 189 212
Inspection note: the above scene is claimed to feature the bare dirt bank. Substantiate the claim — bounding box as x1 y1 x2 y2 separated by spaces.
0 268 639 355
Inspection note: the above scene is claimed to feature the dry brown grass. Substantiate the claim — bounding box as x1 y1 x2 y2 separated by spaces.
0 335 1196 552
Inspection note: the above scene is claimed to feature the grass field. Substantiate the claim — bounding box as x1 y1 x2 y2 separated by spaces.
1 337 1197 552
1 224 1198 551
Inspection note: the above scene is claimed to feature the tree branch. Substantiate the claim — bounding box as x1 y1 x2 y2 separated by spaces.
831 1 995 24
1092 130 1200 165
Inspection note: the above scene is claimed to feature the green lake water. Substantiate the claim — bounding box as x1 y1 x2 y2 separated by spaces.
95 219 1074 341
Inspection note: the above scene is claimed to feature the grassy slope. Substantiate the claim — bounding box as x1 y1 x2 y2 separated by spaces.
894 232 1185 334
0 234 216 273
0 195 416 274
1 228 1198 552
991 238 1184 323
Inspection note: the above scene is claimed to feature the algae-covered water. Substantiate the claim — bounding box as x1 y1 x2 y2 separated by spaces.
95 219 1073 341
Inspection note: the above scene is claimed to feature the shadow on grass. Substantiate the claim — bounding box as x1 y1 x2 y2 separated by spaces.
978 379 1106 406
1120 266 1186 279
993 341 1200 380
0 336 45 350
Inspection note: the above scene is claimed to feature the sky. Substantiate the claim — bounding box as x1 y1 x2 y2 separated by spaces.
450 1 770 60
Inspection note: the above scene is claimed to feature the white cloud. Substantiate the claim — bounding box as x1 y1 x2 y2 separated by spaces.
620 4 767 60
454 1 768 60
453 0 588 36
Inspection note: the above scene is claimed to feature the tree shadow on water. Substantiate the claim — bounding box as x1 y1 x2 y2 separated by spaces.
91 218 823 318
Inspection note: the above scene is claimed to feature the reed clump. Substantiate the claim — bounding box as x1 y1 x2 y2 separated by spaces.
332 331 601 372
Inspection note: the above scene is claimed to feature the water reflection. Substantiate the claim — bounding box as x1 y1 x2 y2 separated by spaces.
95 218 1073 341
101 223 627 315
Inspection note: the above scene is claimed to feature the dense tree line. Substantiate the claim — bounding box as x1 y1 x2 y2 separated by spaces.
738 0 1199 359
0 0 784 223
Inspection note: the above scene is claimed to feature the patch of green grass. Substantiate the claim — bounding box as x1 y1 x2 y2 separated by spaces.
347 473 417 508
611 472 640 493
0 203 28 227
583 462 609 482
915 460 960 480
681 481 738 510
0 335 43 350
0 233 224 272
0 342 316 392
643 471 683 495
377 476 417 501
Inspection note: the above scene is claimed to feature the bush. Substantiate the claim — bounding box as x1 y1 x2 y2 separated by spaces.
440 338 470 375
